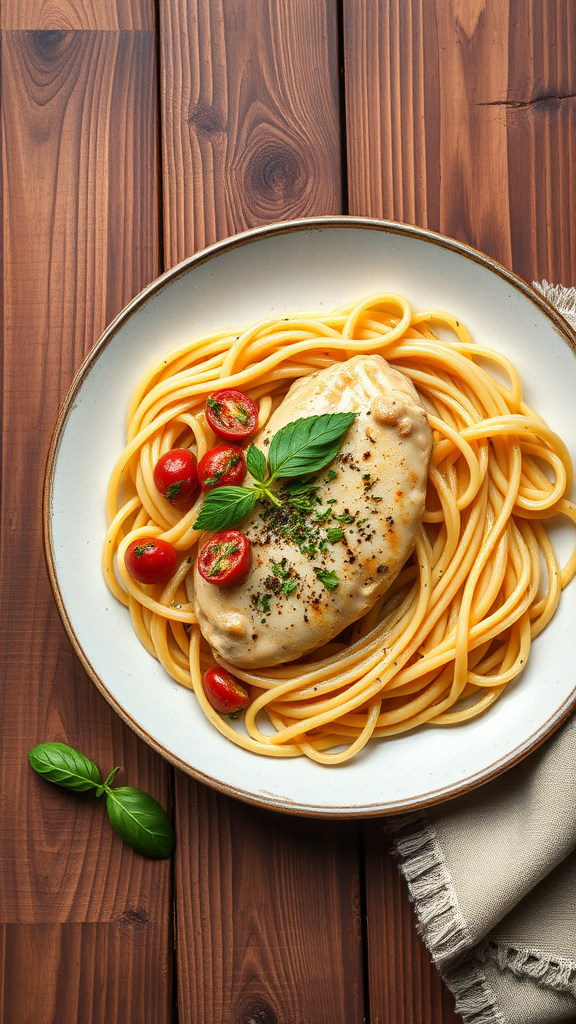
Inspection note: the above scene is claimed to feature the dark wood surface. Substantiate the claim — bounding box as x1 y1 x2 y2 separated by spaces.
1 2 574 1021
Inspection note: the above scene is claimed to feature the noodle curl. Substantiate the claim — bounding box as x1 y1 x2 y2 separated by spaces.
103 293 576 764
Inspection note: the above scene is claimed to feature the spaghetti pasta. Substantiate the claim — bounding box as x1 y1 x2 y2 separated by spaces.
103 293 576 764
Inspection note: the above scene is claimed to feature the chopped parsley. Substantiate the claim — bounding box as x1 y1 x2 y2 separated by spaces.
202 453 242 487
206 396 222 416
326 526 344 543
313 567 340 590
165 481 183 501
332 511 355 525
207 541 239 577
326 469 338 481
251 592 271 621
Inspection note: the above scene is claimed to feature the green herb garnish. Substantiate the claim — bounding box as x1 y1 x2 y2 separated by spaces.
194 412 356 532
206 541 239 577
194 486 258 531
28 742 174 859
165 481 183 501
326 526 344 543
332 511 356 524
202 453 242 487
313 567 340 590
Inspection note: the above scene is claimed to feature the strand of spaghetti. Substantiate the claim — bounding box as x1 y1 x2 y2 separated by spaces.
427 414 484 509
103 495 141 604
244 535 433 745
116 532 197 622
188 627 302 757
298 699 382 765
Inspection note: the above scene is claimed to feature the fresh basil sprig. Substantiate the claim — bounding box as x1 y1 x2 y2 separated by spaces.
28 742 174 859
105 786 174 859
194 411 356 532
28 741 103 791
267 413 357 478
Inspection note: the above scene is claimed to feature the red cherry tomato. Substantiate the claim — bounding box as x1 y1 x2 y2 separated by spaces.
153 448 198 505
205 389 258 442
202 666 250 716
125 538 178 584
197 444 247 491
196 530 251 588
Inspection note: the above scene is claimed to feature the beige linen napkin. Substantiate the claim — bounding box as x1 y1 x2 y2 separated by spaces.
388 282 576 1024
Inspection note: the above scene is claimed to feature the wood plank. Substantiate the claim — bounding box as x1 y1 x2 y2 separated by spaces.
344 3 576 1020
344 0 576 283
158 0 342 265
364 824 459 1024
0 21 170 1020
176 786 363 1024
2 0 152 30
0 923 170 1024
158 3 364 1019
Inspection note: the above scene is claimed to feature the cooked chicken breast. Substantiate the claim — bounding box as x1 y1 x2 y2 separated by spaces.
193 355 433 669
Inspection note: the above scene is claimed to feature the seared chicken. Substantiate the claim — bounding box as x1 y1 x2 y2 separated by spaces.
194 355 433 669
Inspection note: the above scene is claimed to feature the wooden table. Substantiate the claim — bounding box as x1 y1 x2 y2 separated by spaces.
2 3 575 1021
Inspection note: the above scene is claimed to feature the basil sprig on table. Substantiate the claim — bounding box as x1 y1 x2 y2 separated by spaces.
194 411 357 532
28 742 174 859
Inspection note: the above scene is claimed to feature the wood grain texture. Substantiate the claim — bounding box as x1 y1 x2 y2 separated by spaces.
158 0 342 266
159 3 368 1018
345 3 576 1019
0 922 170 1024
174 784 364 1024
344 0 576 284
2 0 153 30
364 823 460 1024
0 22 171 1018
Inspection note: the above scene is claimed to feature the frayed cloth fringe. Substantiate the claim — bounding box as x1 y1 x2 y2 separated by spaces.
443 959 507 1024
387 815 505 1022
475 940 576 997
387 815 472 966
533 280 576 328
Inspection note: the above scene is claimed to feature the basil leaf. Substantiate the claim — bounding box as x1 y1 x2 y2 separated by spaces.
28 742 102 792
313 567 340 590
246 444 267 483
106 786 174 859
193 486 257 531
268 413 357 480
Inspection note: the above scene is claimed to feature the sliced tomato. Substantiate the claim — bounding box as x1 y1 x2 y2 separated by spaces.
196 529 251 588
197 444 247 491
125 538 178 584
205 389 258 441
153 448 198 504
202 666 250 715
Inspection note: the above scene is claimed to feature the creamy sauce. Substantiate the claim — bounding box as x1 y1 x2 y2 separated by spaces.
193 355 433 669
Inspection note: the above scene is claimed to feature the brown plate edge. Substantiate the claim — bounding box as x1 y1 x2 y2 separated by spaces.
42 215 576 818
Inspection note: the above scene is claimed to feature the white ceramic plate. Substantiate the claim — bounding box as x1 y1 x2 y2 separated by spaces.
44 218 576 817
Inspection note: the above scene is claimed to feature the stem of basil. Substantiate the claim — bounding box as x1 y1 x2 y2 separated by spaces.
96 766 121 798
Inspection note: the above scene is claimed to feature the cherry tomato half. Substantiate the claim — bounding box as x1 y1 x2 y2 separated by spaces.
202 666 250 716
197 444 247 491
196 530 251 588
125 538 178 585
153 448 198 504
205 389 258 442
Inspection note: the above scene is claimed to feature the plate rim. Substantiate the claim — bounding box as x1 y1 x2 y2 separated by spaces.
43 215 576 818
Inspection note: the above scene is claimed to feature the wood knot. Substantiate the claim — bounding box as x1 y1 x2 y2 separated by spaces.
234 1001 278 1024
236 125 311 219
29 30 68 59
187 102 226 139
117 909 150 930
